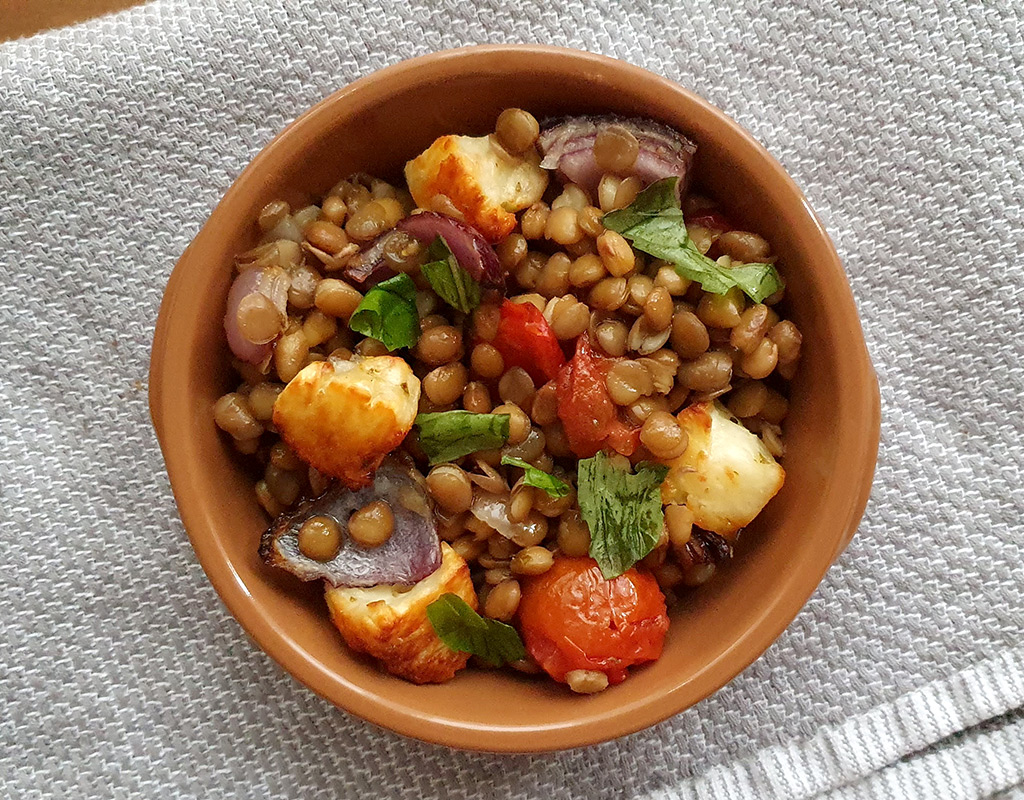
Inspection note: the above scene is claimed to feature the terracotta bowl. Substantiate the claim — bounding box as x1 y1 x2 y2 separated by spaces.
150 45 880 752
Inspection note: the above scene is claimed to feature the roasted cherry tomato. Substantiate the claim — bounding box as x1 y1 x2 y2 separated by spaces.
555 336 639 457
518 557 669 685
491 299 566 384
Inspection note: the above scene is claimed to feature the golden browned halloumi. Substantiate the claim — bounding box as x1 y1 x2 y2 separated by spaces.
405 134 548 242
324 543 476 684
273 355 420 489
662 401 785 539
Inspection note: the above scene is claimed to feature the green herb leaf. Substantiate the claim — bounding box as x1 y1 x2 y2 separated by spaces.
501 455 571 498
348 273 420 351
415 411 510 465
577 451 670 579
426 593 526 666
602 177 783 303
420 236 482 314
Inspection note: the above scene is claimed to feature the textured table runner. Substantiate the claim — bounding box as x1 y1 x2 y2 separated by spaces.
1 1 1022 797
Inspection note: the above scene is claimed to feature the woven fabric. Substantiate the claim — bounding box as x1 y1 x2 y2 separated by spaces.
1 1 1022 797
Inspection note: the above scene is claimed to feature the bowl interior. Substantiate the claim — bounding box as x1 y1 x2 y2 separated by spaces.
151 46 879 752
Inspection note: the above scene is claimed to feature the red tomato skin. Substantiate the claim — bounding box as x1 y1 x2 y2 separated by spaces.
491 300 566 384
555 337 639 458
518 557 669 685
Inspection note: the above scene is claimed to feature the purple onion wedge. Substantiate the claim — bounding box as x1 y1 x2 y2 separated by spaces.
342 229 402 287
259 458 441 587
223 266 289 365
537 114 698 198
397 212 504 289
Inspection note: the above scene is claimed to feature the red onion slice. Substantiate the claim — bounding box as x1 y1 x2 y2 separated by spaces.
223 266 289 365
537 115 698 197
397 212 504 288
469 491 548 547
260 459 441 587
343 229 401 287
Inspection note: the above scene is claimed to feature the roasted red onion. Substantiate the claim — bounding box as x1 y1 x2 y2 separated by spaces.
537 115 697 197
343 229 401 287
259 459 441 587
223 266 289 365
470 491 547 548
397 212 504 288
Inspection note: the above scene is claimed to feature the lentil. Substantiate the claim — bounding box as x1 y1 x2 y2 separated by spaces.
594 318 629 357
484 579 522 621
530 382 560 426
275 329 309 382
548 296 591 340
545 206 583 245
498 368 536 407
606 360 654 405
640 411 689 459
716 230 771 262
423 363 469 405
426 465 473 514
493 403 531 446
511 546 554 576
463 381 492 414
348 500 395 547
697 287 745 328
213 392 262 439
416 325 462 365
301 309 337 348
589 276 629 311
236 293 284 344
671 310 710 359
678 351 733 392
740 337 779 379
596 230 635 277
314 279 363 320
568 253 607 288
593 125 640 174
557 511 591 557
495 108 539 153
298 515 343 561
305 220 350 255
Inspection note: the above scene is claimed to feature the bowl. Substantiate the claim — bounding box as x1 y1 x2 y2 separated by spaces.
149 44 880 752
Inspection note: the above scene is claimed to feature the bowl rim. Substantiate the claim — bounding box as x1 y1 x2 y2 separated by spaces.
150 43 881 752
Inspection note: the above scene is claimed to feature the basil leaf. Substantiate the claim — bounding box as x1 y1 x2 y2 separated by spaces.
602 177 783 303
348 273 420 351
426 593 526 667
577 451 669 579
415 411 510 465
420 236 481 314
501 455 570 498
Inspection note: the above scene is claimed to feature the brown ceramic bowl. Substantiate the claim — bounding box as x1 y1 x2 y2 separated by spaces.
150 45 880 752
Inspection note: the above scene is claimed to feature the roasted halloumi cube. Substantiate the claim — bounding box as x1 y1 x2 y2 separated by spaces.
324 543 476 684
272 355 420 490
404 134 548 242
662 401 785 539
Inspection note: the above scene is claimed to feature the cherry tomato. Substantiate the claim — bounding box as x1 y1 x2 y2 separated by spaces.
491 299 566 384
555 336 639 457
518 557 669 684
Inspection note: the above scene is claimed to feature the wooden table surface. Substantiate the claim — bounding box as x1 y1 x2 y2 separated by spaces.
0 0 146 42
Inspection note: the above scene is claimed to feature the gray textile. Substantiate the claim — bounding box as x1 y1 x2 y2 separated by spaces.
1 1 1022 797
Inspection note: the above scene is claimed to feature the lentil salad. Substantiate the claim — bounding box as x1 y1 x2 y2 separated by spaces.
213 108 801 691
